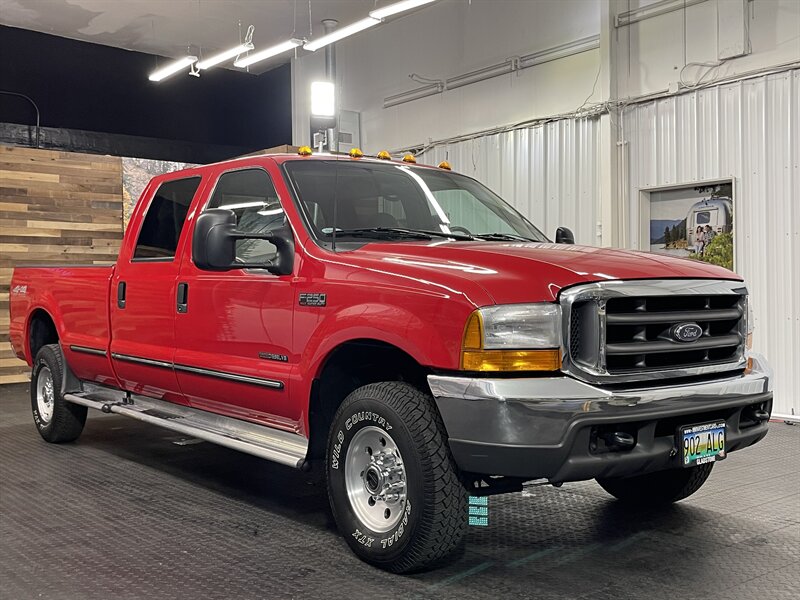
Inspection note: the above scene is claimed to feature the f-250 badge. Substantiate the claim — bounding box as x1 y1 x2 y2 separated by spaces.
299 293 326 307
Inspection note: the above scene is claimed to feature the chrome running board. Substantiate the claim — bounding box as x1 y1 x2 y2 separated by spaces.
64 387 307 469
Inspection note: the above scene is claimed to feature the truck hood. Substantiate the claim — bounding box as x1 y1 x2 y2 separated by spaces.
349 241 741 304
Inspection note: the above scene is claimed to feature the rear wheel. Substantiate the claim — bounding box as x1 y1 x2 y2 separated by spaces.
31 344 87 443
597 463 714 504
326 382 467 573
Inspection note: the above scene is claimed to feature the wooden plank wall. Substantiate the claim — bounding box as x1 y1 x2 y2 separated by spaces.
0 145 124 385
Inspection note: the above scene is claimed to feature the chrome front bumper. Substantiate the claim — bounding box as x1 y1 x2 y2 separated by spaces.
427 354 772 482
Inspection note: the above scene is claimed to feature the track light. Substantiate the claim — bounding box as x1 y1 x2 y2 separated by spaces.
234 39 304 68
148 56 198 82
303 18 380 51
369 0 437 20
196 43 254 70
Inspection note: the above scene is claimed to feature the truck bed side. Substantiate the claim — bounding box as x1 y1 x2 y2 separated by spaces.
9 265 116 385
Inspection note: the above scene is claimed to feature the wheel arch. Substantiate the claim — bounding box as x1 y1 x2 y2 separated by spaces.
27 308 59 363
306 338 433 462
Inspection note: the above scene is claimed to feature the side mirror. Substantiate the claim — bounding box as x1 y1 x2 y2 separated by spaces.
192 208 294 275
555 226 575 244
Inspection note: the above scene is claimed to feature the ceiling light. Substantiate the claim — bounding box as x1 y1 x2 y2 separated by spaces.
369 0 437 20
234 39 304 68
196 43 254 70
311 81 335 117
303 18 380 51
148 56 198 82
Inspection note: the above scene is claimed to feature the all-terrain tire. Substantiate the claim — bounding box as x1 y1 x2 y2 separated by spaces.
31 344 87 443
597 463 714 504
326 382 467 573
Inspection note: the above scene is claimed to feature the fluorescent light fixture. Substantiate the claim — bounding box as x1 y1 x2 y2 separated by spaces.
196 43 254 70
234 39 303 68
311 81 335 117
303 17 380 51
369 0 437 20
148 56 198 82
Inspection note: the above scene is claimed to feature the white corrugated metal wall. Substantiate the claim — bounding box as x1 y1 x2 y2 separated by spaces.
623 70 800 419
427 118 601 246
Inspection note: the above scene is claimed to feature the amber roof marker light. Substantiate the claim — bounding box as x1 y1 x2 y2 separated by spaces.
349 148 364 158
402 153 417 163
298 146 313 156
377 150 392 160
438 160 452 170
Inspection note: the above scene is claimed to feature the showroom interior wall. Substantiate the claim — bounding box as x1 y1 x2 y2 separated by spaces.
292 0 799 419
621 70 799 419
291 0 602 152
0 25 292 163
426 119 601 246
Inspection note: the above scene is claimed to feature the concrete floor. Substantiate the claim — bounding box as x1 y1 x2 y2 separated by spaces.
1 382 798 600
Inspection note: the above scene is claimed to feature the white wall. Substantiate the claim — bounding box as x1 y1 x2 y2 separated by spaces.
292 0 601 152
622 69 800 419
616 0 800 98
427 118 601 246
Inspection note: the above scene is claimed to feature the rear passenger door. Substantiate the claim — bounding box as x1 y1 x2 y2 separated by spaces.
110 175 203 405
173 167 297 430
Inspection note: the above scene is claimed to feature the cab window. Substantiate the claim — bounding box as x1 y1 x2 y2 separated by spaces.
134 176 201 260
207 168 285 263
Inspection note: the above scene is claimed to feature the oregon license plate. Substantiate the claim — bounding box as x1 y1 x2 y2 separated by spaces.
679 421 726 467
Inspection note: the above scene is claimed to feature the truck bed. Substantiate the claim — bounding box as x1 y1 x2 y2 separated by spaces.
9 265 114 383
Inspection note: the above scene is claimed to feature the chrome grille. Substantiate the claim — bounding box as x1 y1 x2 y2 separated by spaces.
560 280 748 384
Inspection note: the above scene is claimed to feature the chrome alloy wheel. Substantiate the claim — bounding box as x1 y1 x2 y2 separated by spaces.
36 366 55 424
344 426 407 533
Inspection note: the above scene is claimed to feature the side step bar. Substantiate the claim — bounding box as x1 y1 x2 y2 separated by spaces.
64 387 308 469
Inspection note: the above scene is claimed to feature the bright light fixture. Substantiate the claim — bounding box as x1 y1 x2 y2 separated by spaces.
311 81 335 117
148 56 198 82
303 18 380 52
196 43 254 70
369 0 437 20
234 39 304 68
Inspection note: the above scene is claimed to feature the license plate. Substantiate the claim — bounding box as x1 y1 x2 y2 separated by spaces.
679 421 726 467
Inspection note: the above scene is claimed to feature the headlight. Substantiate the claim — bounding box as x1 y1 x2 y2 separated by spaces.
461 303 562 372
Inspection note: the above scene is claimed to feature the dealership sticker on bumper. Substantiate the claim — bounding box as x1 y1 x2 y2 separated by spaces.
680 421 726 467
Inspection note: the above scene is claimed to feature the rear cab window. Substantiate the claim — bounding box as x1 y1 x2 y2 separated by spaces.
133 177 202 260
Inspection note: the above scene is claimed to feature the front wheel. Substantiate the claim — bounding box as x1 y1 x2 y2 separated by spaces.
326 382 467 573
597 463 714 504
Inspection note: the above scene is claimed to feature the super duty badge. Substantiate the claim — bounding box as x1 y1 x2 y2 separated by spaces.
299 293 327 307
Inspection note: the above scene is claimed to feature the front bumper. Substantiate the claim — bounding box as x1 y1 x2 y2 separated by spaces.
428 354 772 482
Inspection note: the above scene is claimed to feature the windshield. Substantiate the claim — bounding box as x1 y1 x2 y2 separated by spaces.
283 160 547 243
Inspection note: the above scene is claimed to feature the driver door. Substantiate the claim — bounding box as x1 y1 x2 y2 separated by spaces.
173 166 298 431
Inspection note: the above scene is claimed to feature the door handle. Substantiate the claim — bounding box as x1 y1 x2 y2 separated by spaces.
117 281 126 309
176 282 189 313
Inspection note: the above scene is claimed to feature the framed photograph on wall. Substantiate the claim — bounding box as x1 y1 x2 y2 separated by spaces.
641 180 734 271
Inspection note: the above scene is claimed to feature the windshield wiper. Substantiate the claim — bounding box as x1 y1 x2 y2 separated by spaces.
472 232 535 242
326 227 433 240
327 227 474 241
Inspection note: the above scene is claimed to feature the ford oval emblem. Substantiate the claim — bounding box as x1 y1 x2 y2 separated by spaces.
671 322 703 343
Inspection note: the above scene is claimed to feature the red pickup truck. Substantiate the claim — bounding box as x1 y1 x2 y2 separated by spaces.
9 151 772 572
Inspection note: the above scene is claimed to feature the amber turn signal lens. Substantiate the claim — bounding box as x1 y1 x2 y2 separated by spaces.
461 349 561 372
462 312 483 350
298 145 313 156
